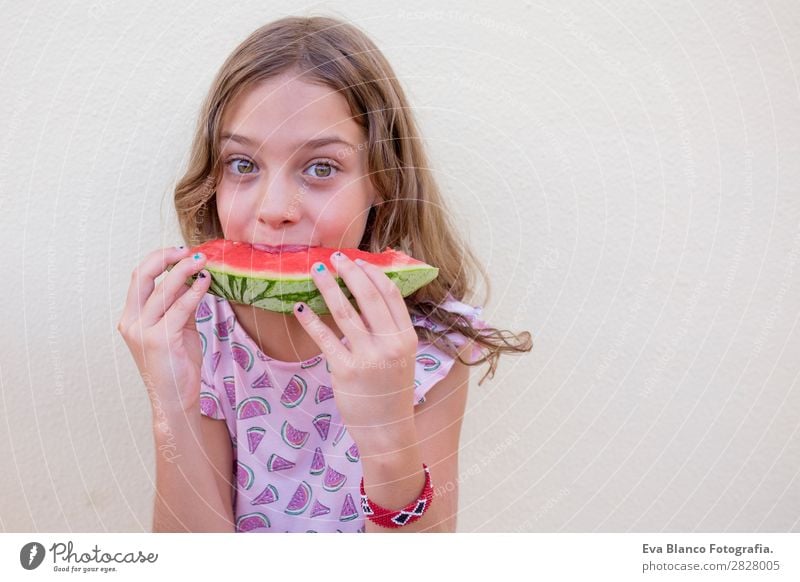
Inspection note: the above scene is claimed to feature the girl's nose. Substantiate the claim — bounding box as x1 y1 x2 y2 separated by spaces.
256 177 303 226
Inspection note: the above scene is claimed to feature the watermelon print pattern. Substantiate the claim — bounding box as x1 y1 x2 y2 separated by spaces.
194 292 486 533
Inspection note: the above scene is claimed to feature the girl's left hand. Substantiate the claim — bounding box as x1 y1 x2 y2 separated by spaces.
294 251 418 438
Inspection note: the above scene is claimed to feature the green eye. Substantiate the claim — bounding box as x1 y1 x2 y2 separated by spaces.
310 162 332 178
305 160 340 180
227 158 256 175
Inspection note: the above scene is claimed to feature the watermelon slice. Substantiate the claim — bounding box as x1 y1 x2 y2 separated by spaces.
280 420 310 449
416 353 442 372
312 413 331 441
300 355 323 369
323 465 347 492
236 396 271 419
250 370 272 389
345 442 360 463
267 454 295 472
310 499 331 518
339 493 359 522
236 512 270 532
236 461 255 490
223 376 236 408
285 481 313 515
315 384 334 404
180 239 439 314
246 426 266 454
281 375 307 408
231 341 254 371
251 484 279 505
199 392 221 418
310 446 326 475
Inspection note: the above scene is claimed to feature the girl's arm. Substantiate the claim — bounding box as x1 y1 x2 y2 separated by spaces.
151 403 235 532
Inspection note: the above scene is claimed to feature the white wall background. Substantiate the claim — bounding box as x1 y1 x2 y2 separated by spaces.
1 0 798 532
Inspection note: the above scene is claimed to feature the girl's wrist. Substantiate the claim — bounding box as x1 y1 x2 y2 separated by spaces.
150 396 201 434
348 416 419 460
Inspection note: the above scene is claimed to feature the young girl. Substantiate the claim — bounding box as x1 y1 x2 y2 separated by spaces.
118 15 531 533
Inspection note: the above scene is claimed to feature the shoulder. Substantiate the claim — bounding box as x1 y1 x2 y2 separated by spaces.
411 296 484 406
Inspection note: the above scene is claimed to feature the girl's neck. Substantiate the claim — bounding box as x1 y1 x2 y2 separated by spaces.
229 302 342 363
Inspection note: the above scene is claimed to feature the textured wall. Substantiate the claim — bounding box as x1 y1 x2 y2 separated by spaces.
1 0 798 532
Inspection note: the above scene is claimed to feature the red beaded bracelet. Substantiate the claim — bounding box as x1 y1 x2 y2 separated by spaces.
360 463 434 528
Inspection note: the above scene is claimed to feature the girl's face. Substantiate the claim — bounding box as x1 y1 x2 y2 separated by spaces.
215 73 376 249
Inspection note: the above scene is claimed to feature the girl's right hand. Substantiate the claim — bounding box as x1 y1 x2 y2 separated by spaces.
116 246 212 414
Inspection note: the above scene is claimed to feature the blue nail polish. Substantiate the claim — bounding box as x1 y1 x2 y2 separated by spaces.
314 263 326 272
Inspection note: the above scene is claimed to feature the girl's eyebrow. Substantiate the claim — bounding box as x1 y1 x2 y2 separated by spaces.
221 132 355 151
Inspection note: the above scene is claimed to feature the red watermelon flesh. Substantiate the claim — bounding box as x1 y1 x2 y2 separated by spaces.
181 239 439 314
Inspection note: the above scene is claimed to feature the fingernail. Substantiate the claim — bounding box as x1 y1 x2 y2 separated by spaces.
314 262 326 273
198 271 207 279
175 245 185 250
193 252 204 261
296 303 305 312
354 258 365 266
331 251 344 262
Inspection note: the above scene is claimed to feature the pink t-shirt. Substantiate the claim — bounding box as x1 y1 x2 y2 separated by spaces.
194 292 488 533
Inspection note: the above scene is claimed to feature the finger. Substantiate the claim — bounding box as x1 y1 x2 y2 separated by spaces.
309 258 370 343
329 251 396 338
292 302 352 364
163 269 212 332
140 251 208 328
353 257 415 334
172 275 194 303
120 246 191 329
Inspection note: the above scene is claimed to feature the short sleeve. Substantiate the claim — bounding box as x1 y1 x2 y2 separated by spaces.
195 294 227 420
410 294 489 406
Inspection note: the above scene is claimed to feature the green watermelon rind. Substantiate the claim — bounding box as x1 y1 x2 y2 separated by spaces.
182 241 439 315
416 353 441 372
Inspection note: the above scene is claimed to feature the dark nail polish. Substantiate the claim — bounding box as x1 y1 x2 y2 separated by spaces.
198 272 207 279
297 304 304 312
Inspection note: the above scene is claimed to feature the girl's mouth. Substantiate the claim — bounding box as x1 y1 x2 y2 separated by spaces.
251 243 314 253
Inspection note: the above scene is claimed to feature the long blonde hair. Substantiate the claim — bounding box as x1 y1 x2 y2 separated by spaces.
174 15 532 386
